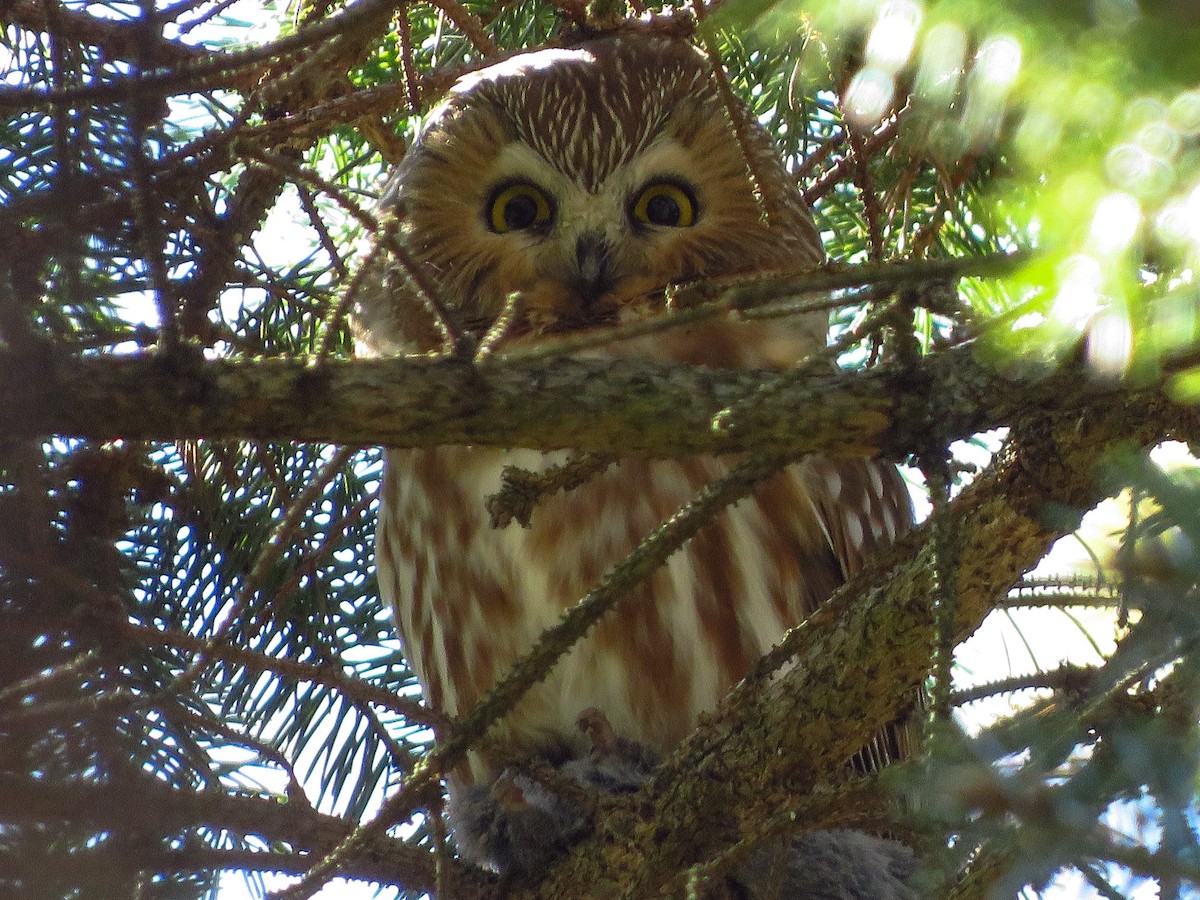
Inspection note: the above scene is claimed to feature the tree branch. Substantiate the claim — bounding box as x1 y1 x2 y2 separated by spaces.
504 388 1196 899
0 339 1174 458
0 771 489 897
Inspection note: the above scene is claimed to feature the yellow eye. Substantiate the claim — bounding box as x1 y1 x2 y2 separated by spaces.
487 183 554 233
631 181 697 228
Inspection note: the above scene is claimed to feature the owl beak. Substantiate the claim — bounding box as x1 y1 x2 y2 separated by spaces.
571 232 614 308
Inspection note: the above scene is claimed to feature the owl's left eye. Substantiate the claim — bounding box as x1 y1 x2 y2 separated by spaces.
630 181 697 228
487 182 554 233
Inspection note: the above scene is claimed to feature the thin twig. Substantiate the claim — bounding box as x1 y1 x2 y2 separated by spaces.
172 702 311 804
496 252 1026 366
308 639 423 773
921 452 958 726
485 453 617 528
241 145 465 354
0 649 100 706
951 663 1097 707
803 106 906 206
909 157 979 259
173 0 245 35
297 183 350 282
245 483 379 638
426 0 499 56
5 0 212 65
710 293 902 439
395 4 422 114
0 464 444 736
0 771 464 894
674 251 1031 311
656 778 896 898
793 128 845 184
123 621 447 729
318 238 385 362
40 0 90 331
445 453 792 759
473 291 522 361
846 124 885 262
159 446 356 701
1002 576 1122 610
0 0 399 110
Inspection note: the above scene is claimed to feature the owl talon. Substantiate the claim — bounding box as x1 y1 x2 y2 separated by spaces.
562 716 660 795
576 706 618 754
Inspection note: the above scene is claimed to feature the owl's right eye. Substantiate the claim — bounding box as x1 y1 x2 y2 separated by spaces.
487 183 555 233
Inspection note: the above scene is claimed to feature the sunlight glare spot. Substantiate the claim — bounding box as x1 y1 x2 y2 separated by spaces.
1154 185 1200 250
112 292 160 328
961 35 1021 147
0 45 18 84
1087 192 1141 255
1087 308 1133 377
1151 288 1200 354
1105 143 1171 198
1012 311 1046 330
1014 107 1063 163
865 0 923 72
915 22 966 106
1126 95 1170 129
838 0 887 27
1136 120 1180 160
1050 255 1103 329
1169 90 1200 135
972 34 1021 92
1107 107 1178 199
844 67 895 126
1074 82 1121 130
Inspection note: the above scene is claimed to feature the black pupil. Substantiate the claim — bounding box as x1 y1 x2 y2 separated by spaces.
504 193 540 230
645 193 682 226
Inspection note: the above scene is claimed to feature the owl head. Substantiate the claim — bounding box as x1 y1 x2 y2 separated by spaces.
357 33 823 359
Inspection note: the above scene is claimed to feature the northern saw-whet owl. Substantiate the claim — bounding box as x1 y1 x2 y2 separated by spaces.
355 30 917 892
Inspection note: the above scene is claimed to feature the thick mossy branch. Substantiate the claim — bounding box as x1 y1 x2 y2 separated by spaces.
0 339 1165 458
507 392 1196 900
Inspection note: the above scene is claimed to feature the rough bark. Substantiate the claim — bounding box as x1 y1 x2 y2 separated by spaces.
0 338 1161 458
509 390 1196 899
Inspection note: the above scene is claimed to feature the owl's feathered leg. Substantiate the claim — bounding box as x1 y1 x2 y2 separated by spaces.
450 708 916 899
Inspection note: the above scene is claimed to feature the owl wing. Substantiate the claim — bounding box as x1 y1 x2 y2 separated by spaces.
802 457 915 582
797 456 920 772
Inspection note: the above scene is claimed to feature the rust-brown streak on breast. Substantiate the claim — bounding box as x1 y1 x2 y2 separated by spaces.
746 468 846 621
380 449 525 720
688 520 760 690
523 456 724 750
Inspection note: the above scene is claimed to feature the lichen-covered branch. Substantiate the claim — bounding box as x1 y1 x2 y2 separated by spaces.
504 390 1195 899
0 338 1169 460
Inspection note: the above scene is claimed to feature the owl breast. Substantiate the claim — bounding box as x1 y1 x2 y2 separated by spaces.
376 446 866 776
